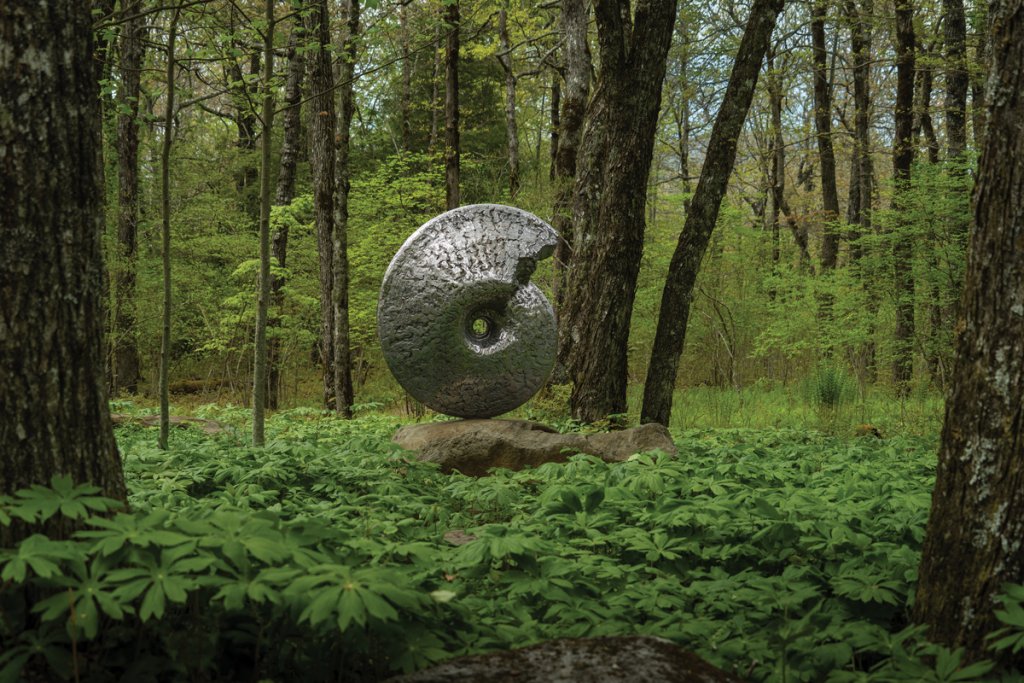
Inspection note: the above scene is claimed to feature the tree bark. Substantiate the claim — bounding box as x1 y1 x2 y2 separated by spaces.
640 0 784 427
550 76 560 181
913 50 940 164
0 0 128 538
892 0 916 394
268 24 305 410
497 2 521 199
332 0 359 419
159 9 180 451
558 0 678 424
969 5 988 147
112 0 146 395
306 0 337 409
445 0 460 210
914 0 1024 666
811 0 841 271
551 0 591 314
252 0 275 446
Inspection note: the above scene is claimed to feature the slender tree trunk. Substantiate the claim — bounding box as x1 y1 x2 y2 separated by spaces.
252 0 275 446
550 76 560 181
892 0 916 395
944 0 969 161
558 0 678 423
429 16 441 152
113 0 146 395
268 24 306 410
969 5 988 147
228 6 260 216
497 3 521 199
913 53 940 164
551 0 591 314
332 0 359 419
400 1 412 151
914 2 1024 666
641 0 785 427
306 0 337 409
767 49 783 297
0 0 128 541
445 0 460 210
811 0 841 271
159 10 180 451
846 0 876 382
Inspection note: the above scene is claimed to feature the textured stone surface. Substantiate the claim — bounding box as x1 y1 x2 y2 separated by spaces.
384 636 745 683
394 420 676 477
377 205 558 419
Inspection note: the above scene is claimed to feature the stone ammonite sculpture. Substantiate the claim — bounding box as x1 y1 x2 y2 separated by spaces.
377 204 558 418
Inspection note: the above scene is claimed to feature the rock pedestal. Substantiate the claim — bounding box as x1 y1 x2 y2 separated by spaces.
394 419 676 477
384 635 744 683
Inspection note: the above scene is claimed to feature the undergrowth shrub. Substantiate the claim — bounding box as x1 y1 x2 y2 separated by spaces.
1 413 1020 681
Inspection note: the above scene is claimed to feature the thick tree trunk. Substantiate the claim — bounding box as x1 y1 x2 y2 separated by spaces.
497 3 521 199
306 0 337 409
445 0 460 210
551 0 591 314
252 0 275 446
969 6 988 147
811 0 841 271
914 1 1024 666
332 0 359 419
944 0 969 161
112 0 146 395
892 0 916 394
268 25 306 410
159 10 180 451
558 0 678 424
640 0 784 426
0 0 128 539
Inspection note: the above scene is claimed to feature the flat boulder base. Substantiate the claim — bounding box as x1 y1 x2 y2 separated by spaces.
393 420 676 477
384 636 744 683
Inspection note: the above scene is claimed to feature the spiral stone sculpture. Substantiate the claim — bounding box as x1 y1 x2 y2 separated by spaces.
377 204 558 418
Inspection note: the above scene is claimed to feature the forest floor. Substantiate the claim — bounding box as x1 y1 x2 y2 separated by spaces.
8 403 989 682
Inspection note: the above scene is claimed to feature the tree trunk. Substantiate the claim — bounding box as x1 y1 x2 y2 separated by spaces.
0 0 128 539
497 4 521 199
306 0 337 409
767 49 783 296
268 24 306 410
914 1 1024 666
811 0 841 271
228 6 260 217
445 0 460 210
400 1 412 152
944 0 969 161
558 0 678 424
640 0 784 426
913 51 940 164
112 0 146 395
252 0 275 446
551 0 591 314
969 5 988 147
892 0 916 394
159 9 180 450
550 76 560 181
332 0 359 419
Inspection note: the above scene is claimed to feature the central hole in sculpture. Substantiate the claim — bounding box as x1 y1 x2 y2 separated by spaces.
470 317 492 340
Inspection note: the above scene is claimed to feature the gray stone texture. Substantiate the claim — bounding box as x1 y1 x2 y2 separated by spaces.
393 419 677 477
384 636 745 683
377 205 558 418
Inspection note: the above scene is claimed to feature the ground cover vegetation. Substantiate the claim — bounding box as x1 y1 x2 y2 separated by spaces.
1 413 1022 682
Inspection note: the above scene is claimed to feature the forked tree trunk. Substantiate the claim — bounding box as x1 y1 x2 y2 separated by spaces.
113 0 146 396
914 1 1024 666
641 0 785 427
332 0 359 419
1 0 128 541
558 0 678 423
891 0 916 394
306 0 337 409
444 0 460 210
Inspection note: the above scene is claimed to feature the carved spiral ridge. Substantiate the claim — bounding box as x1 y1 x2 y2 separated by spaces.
377 204 558 418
